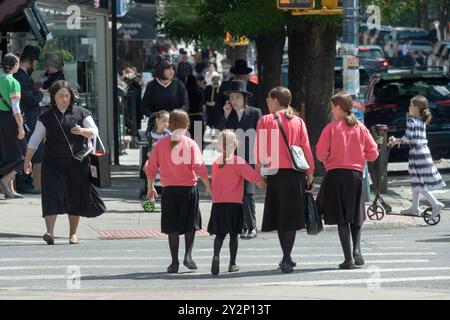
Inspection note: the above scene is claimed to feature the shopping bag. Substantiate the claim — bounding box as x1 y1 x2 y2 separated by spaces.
304 192 323 235
89 136 111 188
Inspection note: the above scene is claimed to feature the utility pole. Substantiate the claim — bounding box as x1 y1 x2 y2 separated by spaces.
112 0 119 165
342 0 359 97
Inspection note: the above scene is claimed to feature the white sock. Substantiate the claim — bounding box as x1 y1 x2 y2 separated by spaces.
420 190 440 208
411 190 420 209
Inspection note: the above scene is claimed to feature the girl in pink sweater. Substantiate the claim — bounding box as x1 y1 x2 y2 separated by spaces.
146 109 212 274
208 130 265 276
316 92 378 270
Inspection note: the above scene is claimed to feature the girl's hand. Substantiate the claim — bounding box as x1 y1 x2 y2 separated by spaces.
306 174 314 193
256 179 266 189
147 188 158 202
18 127 25 140
205 185 212 197
24 160 33 175
70 125 84 136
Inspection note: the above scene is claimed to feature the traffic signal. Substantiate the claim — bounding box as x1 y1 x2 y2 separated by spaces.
277 0 315 10
322 0 338 9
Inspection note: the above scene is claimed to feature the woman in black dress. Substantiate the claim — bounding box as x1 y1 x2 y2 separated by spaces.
24 80 106 245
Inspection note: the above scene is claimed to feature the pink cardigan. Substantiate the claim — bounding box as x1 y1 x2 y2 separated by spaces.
316 119 379 172
254 111 315 174
211 155 264 203
146 135 208 186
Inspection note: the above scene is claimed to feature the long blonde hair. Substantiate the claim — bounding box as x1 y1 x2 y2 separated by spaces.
217 130 237 168
168 109 190 149
331 92 357 127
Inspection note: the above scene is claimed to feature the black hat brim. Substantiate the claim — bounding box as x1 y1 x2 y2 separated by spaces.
224 90 253 97
230 67 253 75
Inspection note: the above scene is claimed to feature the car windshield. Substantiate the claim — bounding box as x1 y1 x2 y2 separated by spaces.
359 49 384 59
374 79 450 102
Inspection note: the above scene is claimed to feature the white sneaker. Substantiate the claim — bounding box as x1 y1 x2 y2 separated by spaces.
400 207 420 216
429 202 445 219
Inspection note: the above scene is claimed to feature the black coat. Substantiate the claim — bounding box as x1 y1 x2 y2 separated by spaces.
43 71 65 90
13 68 43 113
216 105 262 194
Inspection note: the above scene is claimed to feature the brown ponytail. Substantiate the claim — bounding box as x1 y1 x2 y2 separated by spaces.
411 95 432 125
269 86 295 120
168 109 190 149
1 53 19 74
331 92 358 127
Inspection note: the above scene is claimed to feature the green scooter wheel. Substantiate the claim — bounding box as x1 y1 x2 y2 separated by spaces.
142 200 155 212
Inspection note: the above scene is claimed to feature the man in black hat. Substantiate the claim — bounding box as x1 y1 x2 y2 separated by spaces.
215 59 259 114
13 45 44 194
216 80 262 239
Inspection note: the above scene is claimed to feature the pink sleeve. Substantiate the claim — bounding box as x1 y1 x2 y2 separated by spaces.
363 126 379 162
298 119 315 174
146 145 159 180
192 141 209 180
239 162 264 184
316 125 331 163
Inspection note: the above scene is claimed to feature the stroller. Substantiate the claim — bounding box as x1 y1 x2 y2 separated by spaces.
367 144 440 225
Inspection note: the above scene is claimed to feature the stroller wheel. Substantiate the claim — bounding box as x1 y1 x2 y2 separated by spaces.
423 208 440 226
367 205 385 220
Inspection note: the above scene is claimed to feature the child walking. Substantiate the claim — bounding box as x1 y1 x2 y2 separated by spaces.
140 110 170 198
389 95 446 219
208 130 265 276
316 92 379 269
146 109 212 273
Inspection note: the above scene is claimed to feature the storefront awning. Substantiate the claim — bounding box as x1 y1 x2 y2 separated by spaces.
0 0 51 46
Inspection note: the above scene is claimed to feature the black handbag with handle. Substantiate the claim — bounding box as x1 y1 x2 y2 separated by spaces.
89 136 111 188
304 192 323 235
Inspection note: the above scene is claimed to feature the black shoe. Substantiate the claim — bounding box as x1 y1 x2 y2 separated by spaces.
246 229 257 239
18 187 40 195
278 259 296 269
43 233 54 245
211 256 220 276
183 258 198 270
353 253 365 266
338 260 356 270
167 262 179 273
240 230 248 239
280 260 294 273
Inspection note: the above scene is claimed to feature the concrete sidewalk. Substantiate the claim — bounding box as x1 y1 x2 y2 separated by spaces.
1 143 448 241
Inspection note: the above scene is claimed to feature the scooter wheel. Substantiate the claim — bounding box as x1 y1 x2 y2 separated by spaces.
367 205 385 220
423 208 440 226
142 200 155 212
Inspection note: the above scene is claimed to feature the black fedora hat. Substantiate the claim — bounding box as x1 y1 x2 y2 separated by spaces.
21 45 41 61
224 80 253 97
230 59 253 75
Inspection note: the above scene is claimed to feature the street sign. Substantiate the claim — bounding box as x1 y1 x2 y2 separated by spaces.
277 0 315 10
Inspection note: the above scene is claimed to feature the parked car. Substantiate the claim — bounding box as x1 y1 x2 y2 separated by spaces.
359 45 389 76
409 40 433 54
390 27 429 42
364 67 450 161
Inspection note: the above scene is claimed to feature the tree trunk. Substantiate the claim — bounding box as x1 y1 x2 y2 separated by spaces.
255 32 285 114
287 26 308 116
225 45 248 66
289 21 336 177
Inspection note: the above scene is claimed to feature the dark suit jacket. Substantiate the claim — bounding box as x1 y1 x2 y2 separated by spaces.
216 105 262 194
13 68 43 113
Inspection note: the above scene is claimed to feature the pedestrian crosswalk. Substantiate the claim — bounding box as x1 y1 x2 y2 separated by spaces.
0 229 449 298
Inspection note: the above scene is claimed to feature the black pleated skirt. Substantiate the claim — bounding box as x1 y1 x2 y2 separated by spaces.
161 186 202 235
0 111 25 176
316 169 365 226
41 157 106 217
262 169 306 232
208 203 244 235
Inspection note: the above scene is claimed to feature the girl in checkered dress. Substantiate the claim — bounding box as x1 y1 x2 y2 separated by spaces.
390 95 446 219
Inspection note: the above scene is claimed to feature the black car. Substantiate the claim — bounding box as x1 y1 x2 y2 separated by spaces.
364 67 450 161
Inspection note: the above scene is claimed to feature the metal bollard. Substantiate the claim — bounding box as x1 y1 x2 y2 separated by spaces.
370 124 388 194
